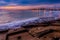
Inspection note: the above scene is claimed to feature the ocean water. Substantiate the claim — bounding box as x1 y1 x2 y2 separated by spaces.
0 10 60 24
0 9 60 30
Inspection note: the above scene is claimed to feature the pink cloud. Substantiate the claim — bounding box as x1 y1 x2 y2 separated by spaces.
0 4 60 10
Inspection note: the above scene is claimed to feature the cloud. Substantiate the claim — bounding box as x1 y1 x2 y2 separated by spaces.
0 0 60 6
0 0 8 6
5 0 60 5
0 1 7 4
0 0 18 6
0 4 57 10
7 3 18 6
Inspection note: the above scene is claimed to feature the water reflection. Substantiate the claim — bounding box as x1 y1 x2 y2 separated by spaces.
0 10 60 24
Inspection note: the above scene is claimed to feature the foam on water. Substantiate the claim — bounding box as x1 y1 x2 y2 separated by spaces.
0 16 59 31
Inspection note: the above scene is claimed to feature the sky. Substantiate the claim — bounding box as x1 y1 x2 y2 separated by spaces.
0 0 60 6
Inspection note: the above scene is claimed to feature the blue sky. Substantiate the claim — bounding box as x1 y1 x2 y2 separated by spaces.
0 0 60 6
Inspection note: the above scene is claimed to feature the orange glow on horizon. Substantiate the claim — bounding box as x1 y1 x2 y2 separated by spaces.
0 4 59 10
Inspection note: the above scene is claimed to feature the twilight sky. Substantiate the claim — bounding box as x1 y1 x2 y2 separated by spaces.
0 0 60 6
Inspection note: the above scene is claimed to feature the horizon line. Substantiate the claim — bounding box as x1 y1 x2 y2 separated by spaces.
0 4 60 10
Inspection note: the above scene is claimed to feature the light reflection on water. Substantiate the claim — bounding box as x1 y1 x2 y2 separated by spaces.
0 10 60 24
